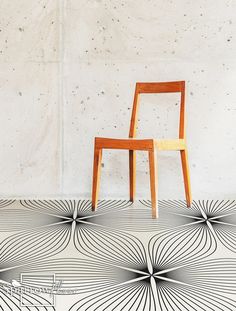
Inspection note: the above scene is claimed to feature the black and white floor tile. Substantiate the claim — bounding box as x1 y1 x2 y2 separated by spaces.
0 199 236 310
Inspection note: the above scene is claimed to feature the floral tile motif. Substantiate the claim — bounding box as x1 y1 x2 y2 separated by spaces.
0 200 236 310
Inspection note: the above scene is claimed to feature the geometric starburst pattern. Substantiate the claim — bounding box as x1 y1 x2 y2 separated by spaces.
0 199 236 310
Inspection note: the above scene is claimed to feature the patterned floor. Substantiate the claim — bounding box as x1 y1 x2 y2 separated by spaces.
0 199 236 310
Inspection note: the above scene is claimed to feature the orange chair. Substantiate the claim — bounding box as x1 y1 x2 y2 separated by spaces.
92 81 192 218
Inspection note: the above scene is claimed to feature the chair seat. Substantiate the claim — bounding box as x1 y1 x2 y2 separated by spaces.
155 139 186 150
95 137 186 151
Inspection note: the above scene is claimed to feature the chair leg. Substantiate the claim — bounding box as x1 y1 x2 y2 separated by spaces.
129 150 136 202
92 147 103 211
148 149 158 218
180 149 192 207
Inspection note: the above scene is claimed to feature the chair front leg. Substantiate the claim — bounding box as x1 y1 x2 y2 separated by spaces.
180 149 192 207
129 150 136 202
148 149 158 218
92 147 103 211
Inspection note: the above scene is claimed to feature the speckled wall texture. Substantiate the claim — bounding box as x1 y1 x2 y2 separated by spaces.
0 0 236 199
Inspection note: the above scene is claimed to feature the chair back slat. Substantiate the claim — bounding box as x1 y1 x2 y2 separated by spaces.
136 81 184 93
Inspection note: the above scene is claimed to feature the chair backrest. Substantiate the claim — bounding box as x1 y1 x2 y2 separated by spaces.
129 81 186 139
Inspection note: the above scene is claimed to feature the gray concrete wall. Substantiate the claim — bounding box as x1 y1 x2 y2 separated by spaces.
1 0 236 199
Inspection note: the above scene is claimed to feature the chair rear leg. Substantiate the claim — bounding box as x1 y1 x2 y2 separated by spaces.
148 149 158 218
92 147 103 211
180 149 192 207
129 150 136 202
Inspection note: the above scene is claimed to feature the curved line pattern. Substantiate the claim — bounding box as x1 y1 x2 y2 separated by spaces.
0 200 15 208
8 258 138 294
0 223 72 271
85 208 169 232
141 199 202 215
0 209 64 232
155 282 236 311
20 200 131 219
77 199 132 214
74 224 147 269
140 200 205 230
149 223 217 270
0 199 236 310
173 259 236 294
143 200 236 254
196 200 236 253
197 200 236 217
69 282 156 311
20 200 75 218
212 222 236 253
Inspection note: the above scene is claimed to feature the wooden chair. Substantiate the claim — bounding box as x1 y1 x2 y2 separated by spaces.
92 81 192 218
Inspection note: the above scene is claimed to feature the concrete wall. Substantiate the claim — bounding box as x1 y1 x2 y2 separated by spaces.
1 0 236 199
